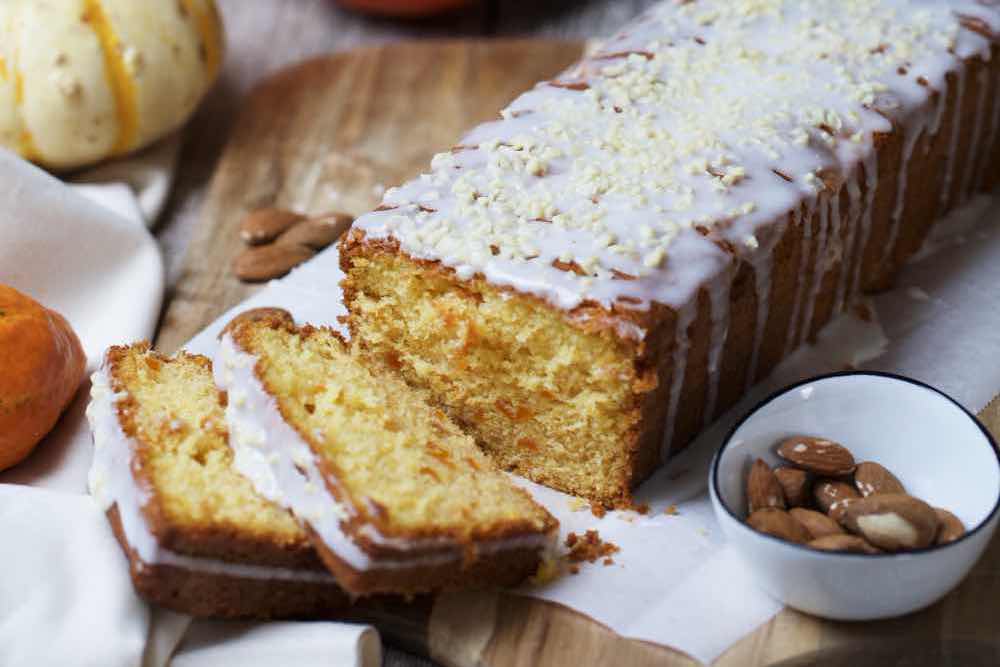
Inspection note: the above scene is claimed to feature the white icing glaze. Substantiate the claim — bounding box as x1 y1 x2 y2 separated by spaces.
835 167 864 315
659 299 696 459
960 66 992 199
215 335 552 572
783 203 813 356
702 269 734 428
939 64 969 214
352 0 998 325
978 66 1000 192
85 364 337 584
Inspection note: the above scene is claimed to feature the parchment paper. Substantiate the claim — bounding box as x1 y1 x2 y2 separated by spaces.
184 195 1000 665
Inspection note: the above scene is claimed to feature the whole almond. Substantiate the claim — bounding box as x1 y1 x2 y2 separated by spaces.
747 459 786 513
747 508 811 544
776 436 856 476
839 493 939 551
219 307 294 340
854 461 906 497
774 466 810 507
934 507 965 545
808 534 882 555
277 212 353 250
240 208 306 245
814 479 861 515
789 508 845 539
234 244 316 282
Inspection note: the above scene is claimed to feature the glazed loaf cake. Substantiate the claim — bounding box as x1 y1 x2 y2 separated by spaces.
87 344 348 618
342 1 1000 506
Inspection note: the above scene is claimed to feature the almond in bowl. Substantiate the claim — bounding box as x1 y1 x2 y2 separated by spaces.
709 372 1000 621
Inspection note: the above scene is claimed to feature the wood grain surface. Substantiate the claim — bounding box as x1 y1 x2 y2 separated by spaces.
155 39 1000 667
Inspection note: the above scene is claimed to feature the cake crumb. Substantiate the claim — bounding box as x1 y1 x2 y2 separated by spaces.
630 501 650 515
603 557 615 566
590 502 608 518
664 504 679 516
565 530 620 565
568 497 588 512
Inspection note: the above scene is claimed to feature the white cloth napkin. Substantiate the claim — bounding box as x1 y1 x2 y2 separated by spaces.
0 149 380 667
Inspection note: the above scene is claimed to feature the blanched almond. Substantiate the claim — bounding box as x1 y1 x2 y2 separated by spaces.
839 493 938 552
776 436 856 476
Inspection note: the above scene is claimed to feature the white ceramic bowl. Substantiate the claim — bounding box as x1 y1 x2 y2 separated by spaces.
710 372 1000 620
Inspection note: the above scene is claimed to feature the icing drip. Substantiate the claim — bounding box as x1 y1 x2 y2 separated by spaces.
783 203 814 356
834 169 863 315
799 195 833 347
883 122 926 265
659 300 697 461
702 270 734 428
960 67 992 200
939 65 968 215
977 66 1000 192
745 248 774 390
850 151 881 298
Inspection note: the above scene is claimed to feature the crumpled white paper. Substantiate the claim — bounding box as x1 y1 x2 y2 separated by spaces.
183 194 1000 664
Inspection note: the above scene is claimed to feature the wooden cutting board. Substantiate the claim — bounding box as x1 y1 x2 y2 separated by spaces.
155 40 1000 666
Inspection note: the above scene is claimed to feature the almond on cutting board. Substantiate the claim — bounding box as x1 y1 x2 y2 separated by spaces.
934 507 966 545
814 479 861 516
774 466 810 507
789 508 844 540
240 208 307 245
854 461 906 497
233 244 316 283
747 458 786 512
776 436 856 476
839 493 939 552
808 534 882 555
747 508 811 544
276 212 353 250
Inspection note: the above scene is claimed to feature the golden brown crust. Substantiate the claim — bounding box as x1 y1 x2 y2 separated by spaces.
106 505 350 619
103 343 323 569
226 319 559 560
304 523 545 597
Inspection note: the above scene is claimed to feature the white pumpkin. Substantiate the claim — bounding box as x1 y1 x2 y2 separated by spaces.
0 0 223 170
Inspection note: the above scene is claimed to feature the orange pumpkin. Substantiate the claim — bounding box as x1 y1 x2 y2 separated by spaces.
0 285 86 471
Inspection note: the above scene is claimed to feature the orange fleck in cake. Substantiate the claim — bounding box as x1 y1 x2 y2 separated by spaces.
86 343 348 618
341 0 1000 506
215 315 558 596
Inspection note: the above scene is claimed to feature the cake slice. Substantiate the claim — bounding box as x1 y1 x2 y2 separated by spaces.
215 314 558 596
86 343 348 618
